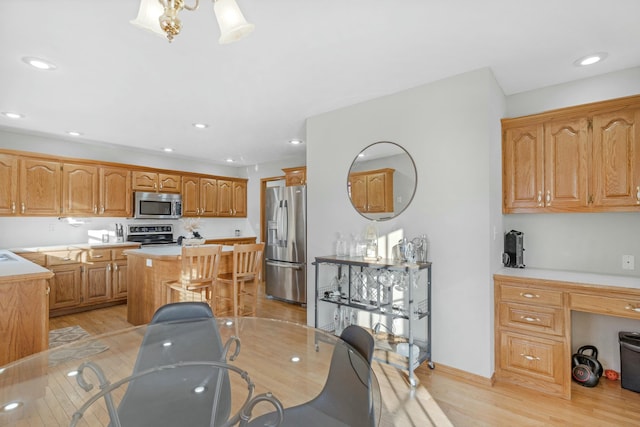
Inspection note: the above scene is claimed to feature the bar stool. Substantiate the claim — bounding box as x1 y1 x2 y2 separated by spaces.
215 243 265 317
164 244 223 312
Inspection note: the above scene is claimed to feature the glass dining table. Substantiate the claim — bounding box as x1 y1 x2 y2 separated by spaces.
0 317 380 426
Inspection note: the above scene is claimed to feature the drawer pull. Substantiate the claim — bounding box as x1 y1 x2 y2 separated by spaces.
625 304 640 313
520 292 539 299
521 316 541 323
520 353 540 361
92 255 104 258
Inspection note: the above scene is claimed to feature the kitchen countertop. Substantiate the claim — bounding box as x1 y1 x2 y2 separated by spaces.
0 249 53 280
495 267 640 290
9 241 141 254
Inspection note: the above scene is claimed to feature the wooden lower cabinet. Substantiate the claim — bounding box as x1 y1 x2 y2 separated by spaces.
83 261 111 304
49 263 83 310
112 258 128 300
495 276 571 399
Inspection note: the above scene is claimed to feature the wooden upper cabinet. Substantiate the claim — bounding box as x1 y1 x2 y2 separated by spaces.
502 124 544 212
348 168 394 213
544 117 589 210
20 157 61 216
232 180 247 217
62 163 99 216
502 95 640 213
181 175 200 216
62 164 130 217
217 179 233 216
0 154 19 215
101 166 131 216
591 107 640 208
200 178 218 216
283 166 306 186
132 171 181 193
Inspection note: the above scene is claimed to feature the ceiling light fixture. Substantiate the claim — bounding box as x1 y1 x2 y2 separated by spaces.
66 131 82 137
289 139 303 145
163 147 174 152
193 123 209 129
225 158 234 163
1 112 24 119
131 0 254 44
22 56 57 71
574 52 608 67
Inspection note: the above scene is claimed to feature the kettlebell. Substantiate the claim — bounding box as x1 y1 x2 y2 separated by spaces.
571 345 603 387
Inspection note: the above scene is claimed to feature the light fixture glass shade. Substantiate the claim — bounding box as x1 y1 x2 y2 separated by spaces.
213 0 255 44
131 0 166 38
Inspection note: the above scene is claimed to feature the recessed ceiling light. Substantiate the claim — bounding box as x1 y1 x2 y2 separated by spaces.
289 139 303 145
193 123 208 129
66 131 82 137
163 147 174 152
574 52 608 67
225 158 235 163
22 56 57 71
1 112 24 119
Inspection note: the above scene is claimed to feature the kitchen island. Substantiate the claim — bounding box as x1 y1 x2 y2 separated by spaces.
125 245 235 325
0 250 54 365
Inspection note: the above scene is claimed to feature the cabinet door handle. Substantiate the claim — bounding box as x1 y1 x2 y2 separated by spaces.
46 286 50 295
521 315 541 323
520 292 539 299
92 255 104 259
107 264 112 272
21 202 25 214
101 205 105 214
520 353 540 361
93 205 98 214
625 304 640 313
113 263 119 272
636 186 639 204
545 190 551 206
537 190 543 206
11 202 16 214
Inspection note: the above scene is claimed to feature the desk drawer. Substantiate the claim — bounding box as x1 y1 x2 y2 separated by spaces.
499 283 563 307
571 292 640 320
499 331 565 385
499 302 564 336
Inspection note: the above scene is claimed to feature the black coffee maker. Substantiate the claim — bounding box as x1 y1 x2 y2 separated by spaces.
502 230 525 268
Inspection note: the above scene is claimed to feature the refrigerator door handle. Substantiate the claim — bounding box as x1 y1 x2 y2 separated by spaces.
266 260 304 270
276 200 284 244
282 199 289 245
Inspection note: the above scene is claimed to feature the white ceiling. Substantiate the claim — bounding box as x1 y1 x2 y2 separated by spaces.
1 0 639 166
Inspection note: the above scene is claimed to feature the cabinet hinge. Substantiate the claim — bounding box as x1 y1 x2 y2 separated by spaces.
588 195 594 204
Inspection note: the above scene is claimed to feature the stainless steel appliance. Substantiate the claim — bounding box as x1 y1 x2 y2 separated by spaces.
265 182 306 304
134 192 182 219
126 224 177 246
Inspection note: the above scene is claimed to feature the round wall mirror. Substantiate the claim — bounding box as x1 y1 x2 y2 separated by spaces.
347 141 417 220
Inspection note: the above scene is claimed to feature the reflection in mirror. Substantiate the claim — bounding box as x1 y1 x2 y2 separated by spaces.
347 141 417 221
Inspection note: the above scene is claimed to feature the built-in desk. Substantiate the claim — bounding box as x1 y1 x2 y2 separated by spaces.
125 245 234 325
494 268 640 399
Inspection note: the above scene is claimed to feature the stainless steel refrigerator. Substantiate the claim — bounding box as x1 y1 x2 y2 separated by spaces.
265 182 306 304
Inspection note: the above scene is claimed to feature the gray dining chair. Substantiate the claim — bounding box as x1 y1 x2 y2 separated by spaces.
113 302 233 426
248 325 376 427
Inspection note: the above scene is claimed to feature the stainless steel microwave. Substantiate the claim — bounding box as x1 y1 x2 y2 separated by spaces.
134 192 182 219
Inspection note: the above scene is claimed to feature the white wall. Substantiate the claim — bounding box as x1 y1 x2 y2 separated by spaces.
307 68 505 378
503 67 640 371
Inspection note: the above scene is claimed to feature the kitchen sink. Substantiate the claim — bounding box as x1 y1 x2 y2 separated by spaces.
0 253 18 262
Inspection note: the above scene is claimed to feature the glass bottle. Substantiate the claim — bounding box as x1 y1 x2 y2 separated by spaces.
363 222 378 261
336 233 347 257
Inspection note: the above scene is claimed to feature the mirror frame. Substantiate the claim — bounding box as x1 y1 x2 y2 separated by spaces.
347 141 417 221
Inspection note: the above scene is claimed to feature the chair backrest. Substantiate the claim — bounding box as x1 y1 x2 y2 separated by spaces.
340 325 375 364
232 243 265 280
310 325 375 426
115 302 231 426
181 244 222 286
150 301 213 324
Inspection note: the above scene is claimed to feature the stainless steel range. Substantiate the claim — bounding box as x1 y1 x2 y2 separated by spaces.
126 224 177 246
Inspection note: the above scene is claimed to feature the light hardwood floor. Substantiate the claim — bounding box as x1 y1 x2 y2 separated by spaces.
51 295 640 427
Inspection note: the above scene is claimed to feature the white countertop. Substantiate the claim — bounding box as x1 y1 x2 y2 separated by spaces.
125 245 234 257
495 267 640 290
10 241 140 253
0 250 52 279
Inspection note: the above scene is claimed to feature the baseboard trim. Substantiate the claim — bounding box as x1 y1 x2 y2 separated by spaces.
418 362 495 387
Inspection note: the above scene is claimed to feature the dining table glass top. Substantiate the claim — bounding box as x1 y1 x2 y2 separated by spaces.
0 317 380 426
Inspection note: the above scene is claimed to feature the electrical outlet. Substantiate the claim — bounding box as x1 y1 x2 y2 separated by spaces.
622 255 635 270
